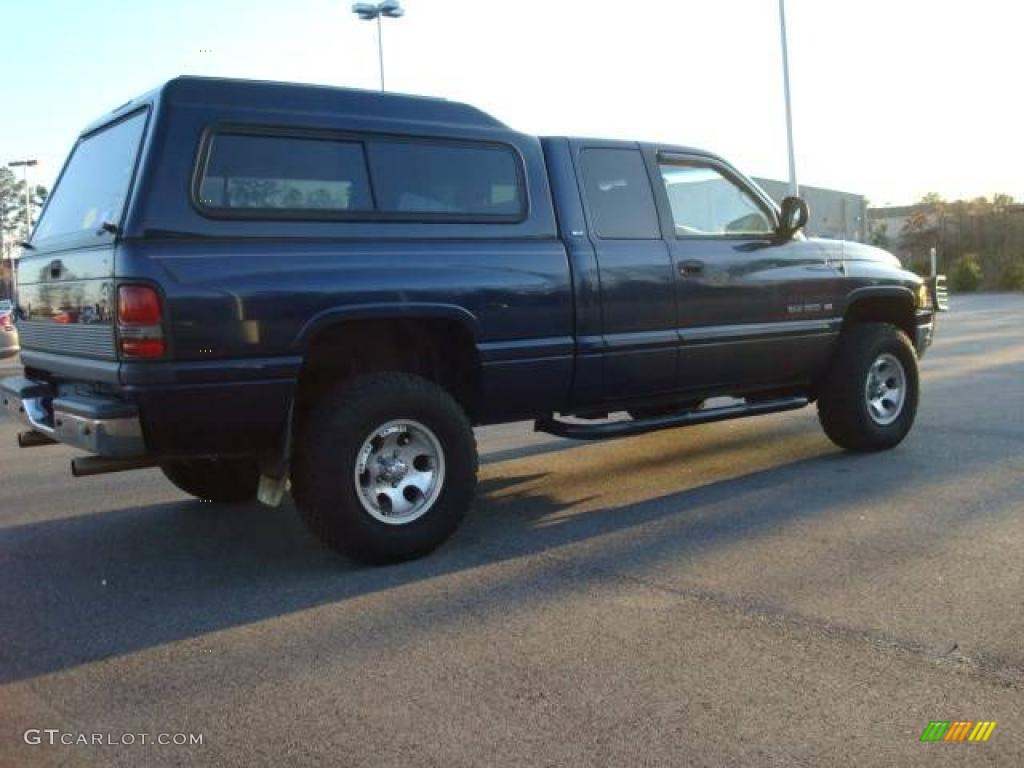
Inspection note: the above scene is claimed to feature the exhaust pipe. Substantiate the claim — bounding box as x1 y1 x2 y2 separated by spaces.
71 455 159 477
18 430 58 448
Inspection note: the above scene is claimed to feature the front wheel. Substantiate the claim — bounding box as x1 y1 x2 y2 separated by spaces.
292 373 478 564
817 322 919 452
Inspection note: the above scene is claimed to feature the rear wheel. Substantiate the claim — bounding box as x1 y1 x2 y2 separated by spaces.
292 372 477 564
160 457 260 502
817 322 919 452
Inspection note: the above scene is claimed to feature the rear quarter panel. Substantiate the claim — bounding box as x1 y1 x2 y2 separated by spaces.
117 237 575 423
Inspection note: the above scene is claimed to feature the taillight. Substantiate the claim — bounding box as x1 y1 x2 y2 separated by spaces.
117 285 165 359
118 285 162 324
0 313 12 331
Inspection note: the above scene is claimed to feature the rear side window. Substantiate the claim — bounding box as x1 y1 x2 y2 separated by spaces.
580 148 660 239
366 141 521 216
198 134 372 212
197 130 524 220
33 110 148 245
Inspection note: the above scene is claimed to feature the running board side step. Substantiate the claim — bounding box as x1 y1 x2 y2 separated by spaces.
534 396 809 441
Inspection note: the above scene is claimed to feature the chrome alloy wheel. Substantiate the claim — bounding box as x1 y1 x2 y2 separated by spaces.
354 420 446 525
864 353 907 426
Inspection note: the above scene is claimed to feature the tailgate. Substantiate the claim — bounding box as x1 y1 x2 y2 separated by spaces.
13 108 148 366
16 247 116 360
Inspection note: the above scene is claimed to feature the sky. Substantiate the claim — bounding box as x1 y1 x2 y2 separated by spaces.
1 0 1021 206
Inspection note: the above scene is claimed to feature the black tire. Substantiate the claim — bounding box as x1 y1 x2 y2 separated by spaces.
292 372 478 565
628 399 704 421
817 322 919 452
160 457 260 502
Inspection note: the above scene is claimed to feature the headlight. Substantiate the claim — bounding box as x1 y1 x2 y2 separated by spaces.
917 283 932 309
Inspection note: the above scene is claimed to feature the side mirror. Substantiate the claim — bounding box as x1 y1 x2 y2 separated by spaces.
778 196 809 239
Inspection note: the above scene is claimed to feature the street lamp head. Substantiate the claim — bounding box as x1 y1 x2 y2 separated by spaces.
352 3 379 20
379 0 404 18
351 1 404 20
8 160 38 168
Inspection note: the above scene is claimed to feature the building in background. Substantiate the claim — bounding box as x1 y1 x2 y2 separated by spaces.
755 178 867 242
866 203 932 246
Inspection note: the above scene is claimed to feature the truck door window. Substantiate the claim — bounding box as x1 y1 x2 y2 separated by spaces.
659 162 774 237
199 134 373 212
580 149 660 239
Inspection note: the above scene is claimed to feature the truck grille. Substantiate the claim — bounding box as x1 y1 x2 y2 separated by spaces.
934 275 950 312
17 321 117 360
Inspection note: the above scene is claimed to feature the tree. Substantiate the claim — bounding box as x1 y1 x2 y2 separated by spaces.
968 196 991 215
868 220 889 249
899 209 937 272
0 168 21 253
32 185 48 209
0 167 49 256
1 169 50 301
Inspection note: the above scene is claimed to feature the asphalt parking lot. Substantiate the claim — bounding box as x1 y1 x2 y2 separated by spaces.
1 293 1022 767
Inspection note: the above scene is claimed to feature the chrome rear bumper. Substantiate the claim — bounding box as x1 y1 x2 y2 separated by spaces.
1 376 145 458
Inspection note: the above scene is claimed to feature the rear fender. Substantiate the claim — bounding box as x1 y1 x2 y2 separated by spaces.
291 303 479 351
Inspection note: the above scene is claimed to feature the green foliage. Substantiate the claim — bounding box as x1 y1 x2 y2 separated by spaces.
882 193 1024 293
899 209 936 264
998 261 1024 291
0 168 21 240
0 167 49 253
950 254 983 292
868 221 889 249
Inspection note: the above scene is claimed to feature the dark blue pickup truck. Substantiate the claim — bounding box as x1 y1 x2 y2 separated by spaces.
2 77 946 563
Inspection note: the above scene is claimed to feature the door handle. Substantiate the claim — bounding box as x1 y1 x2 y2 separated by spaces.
679 260 704 277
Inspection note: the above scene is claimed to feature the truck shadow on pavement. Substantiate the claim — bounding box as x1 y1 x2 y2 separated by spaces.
3 395 1020 686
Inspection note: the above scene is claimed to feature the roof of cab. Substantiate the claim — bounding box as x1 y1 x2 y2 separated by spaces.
82 75 508 135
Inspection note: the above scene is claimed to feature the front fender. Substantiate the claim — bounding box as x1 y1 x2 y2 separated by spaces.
844 285 917 310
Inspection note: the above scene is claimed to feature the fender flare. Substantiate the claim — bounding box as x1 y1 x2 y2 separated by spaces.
290 302 481 352
843 285 916 309
839 285 919 338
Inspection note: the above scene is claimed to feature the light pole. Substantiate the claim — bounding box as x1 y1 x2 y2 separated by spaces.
8 159 38 241
352 1 405 91
778 0 798 197
5 159 37 298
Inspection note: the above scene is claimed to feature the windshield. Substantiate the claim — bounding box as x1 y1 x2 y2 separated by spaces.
32 110 147 246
